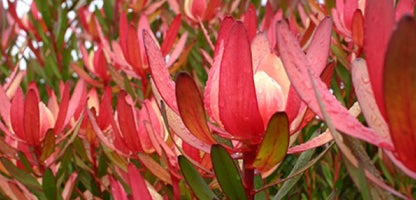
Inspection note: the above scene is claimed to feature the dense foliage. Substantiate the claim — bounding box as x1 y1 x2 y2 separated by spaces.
0 0 415 199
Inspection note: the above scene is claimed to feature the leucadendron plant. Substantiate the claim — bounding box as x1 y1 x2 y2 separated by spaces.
0 0 415 199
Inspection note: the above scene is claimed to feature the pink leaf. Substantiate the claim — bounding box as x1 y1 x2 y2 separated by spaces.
395 0 415 21
144 30 211 152
128 163 152 200
24 85 40 146
363 0 395 117
66 80 87 123
243 4 258 43
351 59 390 142
306 17 332 75
117 91 142 152
276 20 393 150
0 86 11 127
191 0 206 20
204 17 235 125
166 32 188 67
10 89 24 140
109 176 128 200
219 22 264 141
161 14 182 56
143 30 178 112
53 82 70 134
62 172 78 200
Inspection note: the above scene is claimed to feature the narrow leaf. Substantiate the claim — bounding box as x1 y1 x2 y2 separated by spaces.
211 144 247 200
128 163 152 200
117 91 142 152
176 73 215 145
253 112 289 174
178 156 218 200
43 168 58 200
1 158 42 193
161 14 182 56
137 153 172 185
273 148 316 200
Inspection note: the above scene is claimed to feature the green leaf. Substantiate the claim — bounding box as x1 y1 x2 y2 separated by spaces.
272 148 315 200
0 158 45 198
33 0 52 29
211 144 247 200
254 174 266 200
253 112 289 173
178 156 218 200
43 168 58 200
102 144 128 172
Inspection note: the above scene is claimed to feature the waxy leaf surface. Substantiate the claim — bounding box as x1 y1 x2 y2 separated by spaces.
219 22 264 141
211 144 247 200
364 0 395 117
178 156 218 200
176 73 215 145
276 20 393 149
383 16 416 172
253 112 289 173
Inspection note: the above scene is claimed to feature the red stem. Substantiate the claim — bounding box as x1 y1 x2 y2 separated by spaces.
243 149 256 200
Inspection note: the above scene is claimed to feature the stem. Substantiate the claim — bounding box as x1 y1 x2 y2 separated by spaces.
243 150 256 200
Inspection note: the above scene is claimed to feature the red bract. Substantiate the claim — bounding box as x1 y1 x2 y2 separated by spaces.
90 89 165 156
78 6 100 41
0 80 86 166
183 0 221 24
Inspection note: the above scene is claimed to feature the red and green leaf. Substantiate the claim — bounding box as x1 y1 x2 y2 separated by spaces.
253 112 289 174
176 73 215 145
